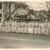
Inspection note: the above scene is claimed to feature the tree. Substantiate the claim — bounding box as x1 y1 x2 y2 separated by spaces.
4 2 29 21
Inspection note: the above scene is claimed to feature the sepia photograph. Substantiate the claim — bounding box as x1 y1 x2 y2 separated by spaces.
0 0 50 49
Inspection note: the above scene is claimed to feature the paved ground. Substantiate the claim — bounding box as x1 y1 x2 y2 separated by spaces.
0 32 50 48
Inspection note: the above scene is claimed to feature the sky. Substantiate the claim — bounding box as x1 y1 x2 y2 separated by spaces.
25 1 48 11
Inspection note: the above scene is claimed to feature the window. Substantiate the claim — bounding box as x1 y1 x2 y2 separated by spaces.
0 19 1 21
0 14 2 17
0 14 2 22
0 3 2 9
